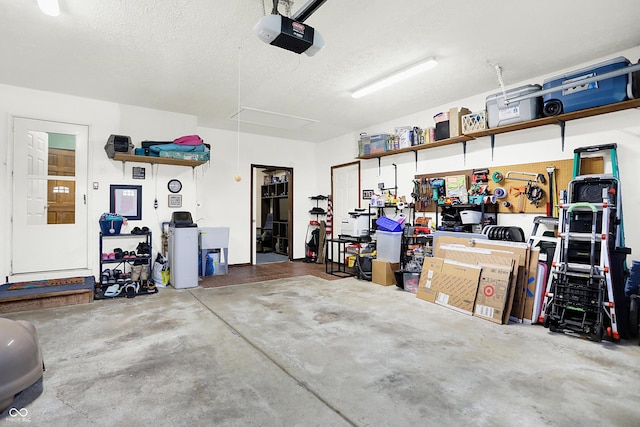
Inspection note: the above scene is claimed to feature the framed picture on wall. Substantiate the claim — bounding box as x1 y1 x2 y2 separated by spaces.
110 184 142 220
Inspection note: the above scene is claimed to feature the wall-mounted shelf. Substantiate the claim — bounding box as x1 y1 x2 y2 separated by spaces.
113 153 207 167
358 135 472 160
358 98 640 160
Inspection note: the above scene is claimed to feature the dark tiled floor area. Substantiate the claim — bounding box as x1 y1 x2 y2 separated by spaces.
199 260 341 288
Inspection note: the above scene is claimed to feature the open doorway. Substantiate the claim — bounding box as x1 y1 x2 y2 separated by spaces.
252 165 293 265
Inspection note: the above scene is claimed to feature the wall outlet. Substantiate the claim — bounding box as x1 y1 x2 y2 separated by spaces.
93 182 99 190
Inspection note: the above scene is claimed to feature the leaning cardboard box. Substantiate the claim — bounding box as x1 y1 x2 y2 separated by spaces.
474 263 515 324
436 244 520 324
417 258 445 303
416 257 481 316
434 237 531 323
432 260 482 315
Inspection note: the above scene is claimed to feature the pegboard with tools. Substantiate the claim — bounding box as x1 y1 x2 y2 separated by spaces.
414 157 603 214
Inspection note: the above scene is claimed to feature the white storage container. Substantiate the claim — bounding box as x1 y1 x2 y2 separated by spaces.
375 230 402 263
460 210 483 224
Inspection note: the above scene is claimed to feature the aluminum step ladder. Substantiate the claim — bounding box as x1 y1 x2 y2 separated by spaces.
540 187 620 341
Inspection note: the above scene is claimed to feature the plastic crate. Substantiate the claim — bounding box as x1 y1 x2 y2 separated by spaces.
461 111 487 133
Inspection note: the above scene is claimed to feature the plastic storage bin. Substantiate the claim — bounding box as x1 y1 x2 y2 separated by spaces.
542 56 630 116
375 230 402 263
460 210 483 224
486 84 543 128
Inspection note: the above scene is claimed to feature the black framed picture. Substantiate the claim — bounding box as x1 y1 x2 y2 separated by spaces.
110 184 142 220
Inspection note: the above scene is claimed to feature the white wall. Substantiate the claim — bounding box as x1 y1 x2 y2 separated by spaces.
2 44 639 281
0 85 317 281
194 127 318 264
316 45 640 256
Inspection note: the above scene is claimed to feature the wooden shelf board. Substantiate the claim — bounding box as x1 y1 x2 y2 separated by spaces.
113 153 206 167
359 99 640 159
357 135 472 160
465 98 640 139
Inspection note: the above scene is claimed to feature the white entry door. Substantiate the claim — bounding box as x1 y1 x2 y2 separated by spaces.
12 118 89 274
331 162 360 237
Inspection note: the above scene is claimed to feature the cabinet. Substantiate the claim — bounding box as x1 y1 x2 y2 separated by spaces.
261 174 290 256
98 232 156 297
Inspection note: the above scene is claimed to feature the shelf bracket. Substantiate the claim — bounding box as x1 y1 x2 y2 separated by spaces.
413 150 418 171
121 160 126 178
556 119 566 151
490 134 495 161
461 140 467 165
378 157 381 175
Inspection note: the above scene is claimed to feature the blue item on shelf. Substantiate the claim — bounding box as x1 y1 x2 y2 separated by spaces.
542 56 630 116
99 213 123 235
376 216 402 232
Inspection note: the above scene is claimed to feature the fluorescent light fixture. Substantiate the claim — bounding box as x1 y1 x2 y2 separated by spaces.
351 57 438 99
38 0 60 16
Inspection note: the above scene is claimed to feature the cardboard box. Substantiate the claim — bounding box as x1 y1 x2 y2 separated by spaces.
474 263 515 324
372 259 399 286
433 260 482 315
522 247 541 323
417 258 445 303
434 237 530 323
449 107 473 138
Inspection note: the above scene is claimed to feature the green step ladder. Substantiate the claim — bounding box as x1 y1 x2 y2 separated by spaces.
572 143 625 249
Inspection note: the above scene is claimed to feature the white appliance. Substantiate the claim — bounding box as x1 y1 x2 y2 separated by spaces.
168 211 199 289
340 211 373 237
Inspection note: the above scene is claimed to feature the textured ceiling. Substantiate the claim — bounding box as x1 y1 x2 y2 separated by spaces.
1 0 639 142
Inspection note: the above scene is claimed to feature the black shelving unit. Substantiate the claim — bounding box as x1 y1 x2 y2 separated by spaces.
98 231 157 297
435 203 497 232
261 174 290 256
306 195 328 262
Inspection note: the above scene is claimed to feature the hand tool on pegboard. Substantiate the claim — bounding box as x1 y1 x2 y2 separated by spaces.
509 185 528 213
430 178 445 204
505 170 547 184
546 166 556 216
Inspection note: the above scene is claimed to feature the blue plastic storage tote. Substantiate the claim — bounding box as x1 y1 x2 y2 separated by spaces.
542 56 630 116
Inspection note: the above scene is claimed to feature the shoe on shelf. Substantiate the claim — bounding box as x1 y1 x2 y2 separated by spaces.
104 283 122 297
108 252 116 260
101 253 109 260
101 269 111 284
136 242 151 257
124 281 139 298
131 265 142 281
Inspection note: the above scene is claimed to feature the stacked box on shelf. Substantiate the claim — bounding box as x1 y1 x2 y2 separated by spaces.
358 135 370 156
369 133 390 154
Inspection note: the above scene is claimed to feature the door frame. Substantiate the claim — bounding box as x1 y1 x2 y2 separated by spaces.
9 116 92 281
251 164 294 264
330 161 361 239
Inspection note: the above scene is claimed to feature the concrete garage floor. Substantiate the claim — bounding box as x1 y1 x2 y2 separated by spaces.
2 275 640 426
